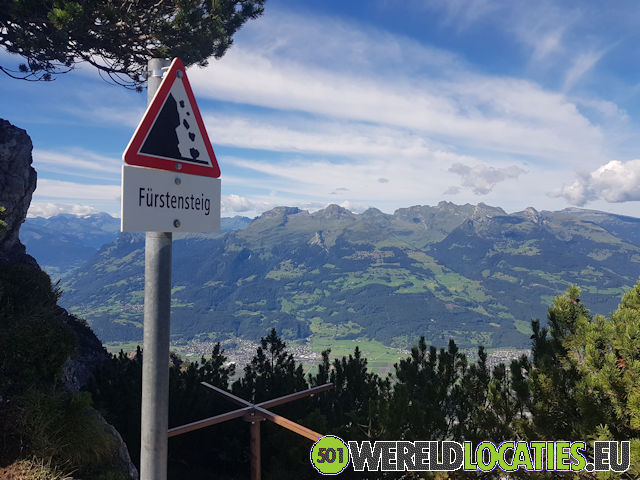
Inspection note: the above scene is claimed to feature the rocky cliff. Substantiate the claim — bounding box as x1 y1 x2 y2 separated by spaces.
0 118 138 479
0 119 37 266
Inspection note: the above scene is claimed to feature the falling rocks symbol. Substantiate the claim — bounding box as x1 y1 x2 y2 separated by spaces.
140 93 206 164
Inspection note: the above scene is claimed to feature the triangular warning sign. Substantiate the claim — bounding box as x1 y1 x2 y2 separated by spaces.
123 58 220 178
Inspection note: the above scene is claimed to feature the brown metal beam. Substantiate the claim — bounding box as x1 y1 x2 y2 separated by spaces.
250 419 262 480
170 381 332 480
167 406 252 437
199 382 334 411
171 382 333 441
256 383 334 409
200 382 252 407
254 406 323 442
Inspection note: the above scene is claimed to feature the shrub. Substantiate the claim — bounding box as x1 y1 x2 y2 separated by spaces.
0 264 74 396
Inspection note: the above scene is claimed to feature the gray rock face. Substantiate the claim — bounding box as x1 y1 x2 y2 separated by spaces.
100 415 140 480
60 306 111 393
0 118 37 265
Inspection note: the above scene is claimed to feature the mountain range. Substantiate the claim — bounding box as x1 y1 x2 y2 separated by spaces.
22 213 252 277
36 202 640 351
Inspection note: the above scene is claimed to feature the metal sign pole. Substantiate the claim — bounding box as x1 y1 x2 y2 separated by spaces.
140 57 172 480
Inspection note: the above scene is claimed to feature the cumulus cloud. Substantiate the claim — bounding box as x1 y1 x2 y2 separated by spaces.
335 200 363 213
448 163 527 195
222 194 258 213
550 159 640 206
27 202 101 218
222 194 276 215
221 194 338 216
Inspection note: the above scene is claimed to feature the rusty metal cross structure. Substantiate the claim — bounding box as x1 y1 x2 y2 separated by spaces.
168 382 334 480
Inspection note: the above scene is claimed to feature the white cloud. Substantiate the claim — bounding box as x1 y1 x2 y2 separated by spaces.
574 97 629 121
530 29 565 62
34 179 120 201
188 10 609 168
448 162 527 195
416 0 501 31
27 202 101 218
335 200 364 213
33 149 121 177
222 148 481 210
205 114 436 158
403 0 571 63
511 12 570 63
190 5 638 217
63 105 143 129
6 2 638 221
232 7 462 75
221 193 333 217
564 51 604 91
222 194 276 215
551 159 640 206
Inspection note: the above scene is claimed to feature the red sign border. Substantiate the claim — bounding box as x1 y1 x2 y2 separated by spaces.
123 58 221 178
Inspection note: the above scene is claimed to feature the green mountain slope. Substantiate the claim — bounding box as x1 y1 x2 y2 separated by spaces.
58 202 640 350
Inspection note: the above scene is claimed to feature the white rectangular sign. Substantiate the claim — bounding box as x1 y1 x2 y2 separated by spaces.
121 164 220 232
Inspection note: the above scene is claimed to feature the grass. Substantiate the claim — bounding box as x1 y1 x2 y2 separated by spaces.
407 252 492 302
237 274 257 285
19 390 125 479
497 239 541 256
307 317 409 374
0 458 74 480
265 260 306 280
514 319 533 335
587 249 613 261
582 285 629 296
512 267 568 286
491 272 518 283
103 341 141 355
340 267 413 290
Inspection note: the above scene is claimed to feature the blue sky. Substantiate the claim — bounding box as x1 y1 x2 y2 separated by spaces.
2 0 640 219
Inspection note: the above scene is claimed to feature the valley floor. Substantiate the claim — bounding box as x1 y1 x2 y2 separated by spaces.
104 337 531 376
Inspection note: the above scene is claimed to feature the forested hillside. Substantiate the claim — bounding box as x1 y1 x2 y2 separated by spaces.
59 202 640 350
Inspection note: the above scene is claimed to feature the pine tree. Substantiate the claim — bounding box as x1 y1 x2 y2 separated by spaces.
1 0 265 88
563 283 640 477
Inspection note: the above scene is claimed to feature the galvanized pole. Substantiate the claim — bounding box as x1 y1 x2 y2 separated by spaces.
140 57 172 480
